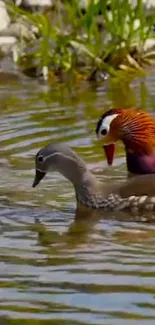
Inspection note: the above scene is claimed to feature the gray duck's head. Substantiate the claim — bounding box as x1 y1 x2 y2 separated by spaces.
32 143 88 188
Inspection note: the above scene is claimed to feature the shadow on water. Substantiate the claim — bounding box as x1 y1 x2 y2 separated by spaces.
0 68 155 324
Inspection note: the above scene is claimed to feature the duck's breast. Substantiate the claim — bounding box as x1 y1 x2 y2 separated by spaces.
126 152 155 174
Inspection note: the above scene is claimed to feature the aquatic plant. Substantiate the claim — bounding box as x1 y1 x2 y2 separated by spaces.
7 0 155 82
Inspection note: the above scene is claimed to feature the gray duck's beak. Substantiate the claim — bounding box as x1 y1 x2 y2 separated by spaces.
32 170 46 188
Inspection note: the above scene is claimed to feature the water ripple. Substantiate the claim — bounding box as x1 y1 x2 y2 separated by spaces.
0 75 154 325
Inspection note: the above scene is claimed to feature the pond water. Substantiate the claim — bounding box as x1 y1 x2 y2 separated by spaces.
0 67 155 325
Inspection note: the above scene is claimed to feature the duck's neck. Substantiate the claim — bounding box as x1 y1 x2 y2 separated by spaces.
122 136 154 155
74 170 102 208
117 110 155 156
74 170 119 209
57 157 107 208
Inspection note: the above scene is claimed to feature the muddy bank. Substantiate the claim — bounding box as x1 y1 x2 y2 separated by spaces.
0 1 155 83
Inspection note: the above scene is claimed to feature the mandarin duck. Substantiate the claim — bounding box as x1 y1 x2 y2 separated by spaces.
33 143 155 213
96 108 155 175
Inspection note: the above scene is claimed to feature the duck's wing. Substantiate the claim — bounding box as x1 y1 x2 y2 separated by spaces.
118 174 155 198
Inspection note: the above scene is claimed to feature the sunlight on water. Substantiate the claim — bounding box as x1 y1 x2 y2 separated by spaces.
0 70 155 324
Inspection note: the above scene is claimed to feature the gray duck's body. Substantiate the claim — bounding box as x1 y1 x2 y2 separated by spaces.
33 143 155 213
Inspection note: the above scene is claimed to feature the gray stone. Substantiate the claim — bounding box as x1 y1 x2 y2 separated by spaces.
0 1 38 61
0 1 10 31
15 0 52 7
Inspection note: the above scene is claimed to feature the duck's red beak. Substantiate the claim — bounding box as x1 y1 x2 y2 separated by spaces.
103 143 115 165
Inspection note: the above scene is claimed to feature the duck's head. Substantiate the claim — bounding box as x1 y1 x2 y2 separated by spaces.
32 143 87 188
96 108 155 166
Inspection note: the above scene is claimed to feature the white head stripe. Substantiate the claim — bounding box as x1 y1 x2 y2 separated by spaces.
38 151 77 164
97 113 118 139
101 114 119 131
44 152 64 162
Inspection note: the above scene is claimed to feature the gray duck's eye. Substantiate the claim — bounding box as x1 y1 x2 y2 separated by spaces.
38 155 44 163
101 128 108 136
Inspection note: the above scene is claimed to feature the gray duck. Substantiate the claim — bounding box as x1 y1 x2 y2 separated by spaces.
33 143 155 213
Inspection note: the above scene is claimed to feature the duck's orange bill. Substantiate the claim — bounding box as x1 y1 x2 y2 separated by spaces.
103 143 115 165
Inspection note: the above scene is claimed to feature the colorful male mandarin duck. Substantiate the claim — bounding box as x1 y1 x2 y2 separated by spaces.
96 108 155 175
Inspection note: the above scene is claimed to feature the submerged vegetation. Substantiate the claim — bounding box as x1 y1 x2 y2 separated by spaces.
6 0 155 82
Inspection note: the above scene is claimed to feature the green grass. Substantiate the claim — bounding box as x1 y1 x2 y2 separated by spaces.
7 0 155 82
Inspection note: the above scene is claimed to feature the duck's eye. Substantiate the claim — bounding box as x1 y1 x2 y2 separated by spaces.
101 128 108 136
38 155 44 163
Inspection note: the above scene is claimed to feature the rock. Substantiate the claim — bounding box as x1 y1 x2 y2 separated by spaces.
131 0 155 9
0 1 10 31
16 0 52 4
144 38 155 52
15 0 53 10
0 2 38 62
0 2 17 60
0 20 38 41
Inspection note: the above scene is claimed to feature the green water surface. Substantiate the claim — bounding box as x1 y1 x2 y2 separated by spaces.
0 68 155 325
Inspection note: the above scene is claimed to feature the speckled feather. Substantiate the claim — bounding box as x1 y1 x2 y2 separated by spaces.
77 173 155 211
82 193 155 213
